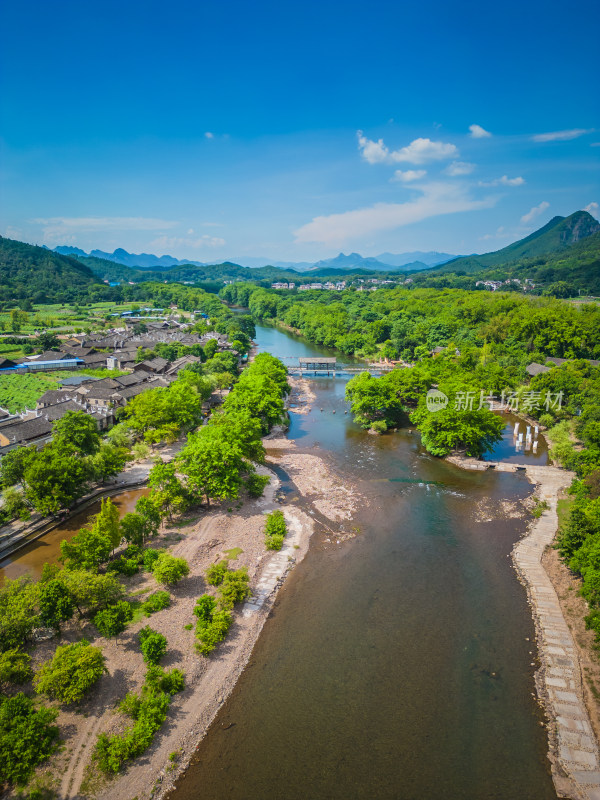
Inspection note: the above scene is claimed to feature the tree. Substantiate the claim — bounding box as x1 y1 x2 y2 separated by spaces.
0 576 40 651
138 626 167 665
0 649 33 687
121 512 153 547
0 693 59 786
60 525 112 571
94 601 134 641
38 578 74 631
147 461 188 520
0 445 37 488
135 494 162 535
177 429 245 507
34 640 107 704
93 498 122 551
62 570 124 616
52 411 101 456
151 553 190 585
88 442 128 483
24 445 89 515
345 371 406 430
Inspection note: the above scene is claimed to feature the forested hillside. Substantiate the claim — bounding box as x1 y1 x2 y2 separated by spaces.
0 237 102 303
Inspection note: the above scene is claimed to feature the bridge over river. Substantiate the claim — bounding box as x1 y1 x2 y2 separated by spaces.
285 356 399 375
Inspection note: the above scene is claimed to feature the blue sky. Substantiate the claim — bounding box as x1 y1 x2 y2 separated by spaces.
0 0 598 263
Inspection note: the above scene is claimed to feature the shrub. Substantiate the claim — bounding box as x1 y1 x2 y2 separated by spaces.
142 547 162 572
195 610 232 656
141 590 171 614
38 578 74 632
107 556 140 576
265 509 286 537
0 693 59 786
370 420 388 434
264 509 287 550
94 601 134 640
138 626 167 665
266 533 285 551
247 473 270 498
218 568 251 609
34 640 106 704
194 594 217 621
206 560 229 586
0 648 33 686
94 665 184 774
152 553 190 585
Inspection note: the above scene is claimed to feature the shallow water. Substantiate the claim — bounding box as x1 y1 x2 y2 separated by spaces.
172 325 557 800
0 487 148 582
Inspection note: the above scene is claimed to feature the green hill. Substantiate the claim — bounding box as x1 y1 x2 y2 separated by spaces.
437 210 600 274
0 237 102 303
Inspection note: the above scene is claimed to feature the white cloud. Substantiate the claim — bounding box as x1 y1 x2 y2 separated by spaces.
204 131 214 139
357 131 458 165
445 161 476 176
521 201 550 224
294 182 494 246
391 169 426 183
532 128 594 142
32 216 178 245
479 226 510 241
150 234 225 251
469 124 492 138
584 202 599 220
479 175 525 187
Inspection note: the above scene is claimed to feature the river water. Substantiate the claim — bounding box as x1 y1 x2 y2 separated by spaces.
172 323 557 800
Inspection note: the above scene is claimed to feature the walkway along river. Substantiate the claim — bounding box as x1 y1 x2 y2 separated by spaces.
170 323 559 800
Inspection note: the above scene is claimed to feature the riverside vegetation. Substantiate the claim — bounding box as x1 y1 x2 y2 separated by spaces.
0 349 289 792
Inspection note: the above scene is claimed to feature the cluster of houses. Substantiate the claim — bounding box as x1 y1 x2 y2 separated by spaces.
475 278 536 292
0 320 232 455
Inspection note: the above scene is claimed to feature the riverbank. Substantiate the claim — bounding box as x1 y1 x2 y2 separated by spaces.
17 433 359 800
513 466 600 800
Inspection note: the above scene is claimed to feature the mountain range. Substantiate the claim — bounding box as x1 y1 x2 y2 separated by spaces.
52 246 457 273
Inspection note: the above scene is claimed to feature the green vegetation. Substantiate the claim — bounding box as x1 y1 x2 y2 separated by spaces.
138 626 167 665
0 648 33 687
194 561 250 655
141 590 171 614
264 510 287 550
151 553 190 585
0 693 59 786
34 640 107 704
94 660 184 774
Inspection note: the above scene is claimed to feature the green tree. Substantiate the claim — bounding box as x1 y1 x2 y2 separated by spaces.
0 445 37 488
34 640 107 704
151 553 190 585
138 626 167 665
62 570 124 616
0 693 59 786
147 461 188 520
52 411 101 456
38 578 74 631
94 601 134 641
177 429 245 507
0 576 39 651
0 649 33 687
24 445 89 515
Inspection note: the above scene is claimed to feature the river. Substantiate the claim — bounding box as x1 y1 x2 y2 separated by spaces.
171 323 557 800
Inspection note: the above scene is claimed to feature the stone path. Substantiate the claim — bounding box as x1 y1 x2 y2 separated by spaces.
242 508 305 617
514 466 600 800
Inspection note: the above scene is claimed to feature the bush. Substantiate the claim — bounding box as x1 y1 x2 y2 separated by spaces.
94 601 134 640
34 640 107 704
194 594 217 622
0 648 33 686
138 626 167 665
107 556 140 576
370 420 388 434
264 509 287 550
0 693 59 786
218 568 251 609
38 578 74 631
94 665 184 774
141 590 171 614
206 560 229 586
247 473 270 498
266 533 285 551
142 547 162 572
195 610 232 656
265 510 286 537
152 553 190 585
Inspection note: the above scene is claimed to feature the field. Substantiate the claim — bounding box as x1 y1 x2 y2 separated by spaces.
0 301 139 336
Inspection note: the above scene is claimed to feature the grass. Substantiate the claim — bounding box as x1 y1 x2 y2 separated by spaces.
128 600 146 625
557 496 574 532
223 547 243 560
